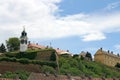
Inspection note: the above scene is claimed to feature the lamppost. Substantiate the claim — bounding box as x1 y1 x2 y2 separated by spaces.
55 52 60 74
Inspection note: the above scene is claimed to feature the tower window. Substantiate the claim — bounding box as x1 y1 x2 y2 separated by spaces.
25 40 27 44
21 40 24 44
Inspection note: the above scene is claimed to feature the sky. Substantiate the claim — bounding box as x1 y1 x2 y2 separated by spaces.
0 0 120 55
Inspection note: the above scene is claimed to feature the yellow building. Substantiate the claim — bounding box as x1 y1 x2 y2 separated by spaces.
94 48 120 67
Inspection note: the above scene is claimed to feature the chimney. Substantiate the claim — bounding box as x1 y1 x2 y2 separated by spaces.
111 51 113 54
107 50 110 53
46 45 49 49
67 50 69 52
117 54 119 57
100 47 102 51
28 41 31 44
36 43 38 45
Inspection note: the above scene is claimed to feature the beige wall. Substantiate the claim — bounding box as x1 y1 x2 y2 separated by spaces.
94 50 120 67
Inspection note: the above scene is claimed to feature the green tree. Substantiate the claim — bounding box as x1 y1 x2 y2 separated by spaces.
6 37 20 52
115 63 120 68
50 52 56 61
80 55 84 60
85 52 92 61
73 54 79 58
0 43 6 53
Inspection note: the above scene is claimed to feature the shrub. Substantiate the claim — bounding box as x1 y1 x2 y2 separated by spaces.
1 70 30 80
42 65 55 73
16 51 37 59
31 60 57 68
60 54 70 58
5 52 18 57
18 58 29 64
50 52 56 61
0 57 11 61
115 63 120 68
73 54 79 58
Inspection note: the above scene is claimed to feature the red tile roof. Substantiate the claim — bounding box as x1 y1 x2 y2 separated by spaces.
28 43 71 55
28 43 46 49
55 49 69 54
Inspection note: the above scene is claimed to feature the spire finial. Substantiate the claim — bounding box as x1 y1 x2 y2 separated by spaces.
23 25 25 31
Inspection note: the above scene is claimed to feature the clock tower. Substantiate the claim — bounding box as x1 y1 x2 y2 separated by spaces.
20 27 28 52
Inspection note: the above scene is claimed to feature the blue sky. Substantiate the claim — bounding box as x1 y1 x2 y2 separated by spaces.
49 0 120 54
38 32 120 54
0 0 120 55
51 0 120 54
59 0 120 16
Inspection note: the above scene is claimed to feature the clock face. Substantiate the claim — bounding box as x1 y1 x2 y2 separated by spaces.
21 39 27 44
21 40 24 44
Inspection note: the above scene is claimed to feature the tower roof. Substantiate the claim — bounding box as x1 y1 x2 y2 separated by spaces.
95 48 106 55
21 26 27 37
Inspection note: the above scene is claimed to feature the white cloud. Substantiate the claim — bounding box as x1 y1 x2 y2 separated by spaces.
114 44 120 54
0 0 120 43
114 44 120 50
104 1 120 10
82 32 106 41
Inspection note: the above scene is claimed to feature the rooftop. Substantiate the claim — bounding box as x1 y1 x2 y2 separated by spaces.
95 48 120 58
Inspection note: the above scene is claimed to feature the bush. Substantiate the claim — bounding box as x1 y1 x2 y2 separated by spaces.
0 57 11 61
0 57 57 68
73 54 79 58
5 52 18 57
59 57 120 77
50 52 56 61
5 50 37 60
31 60 57 68
115 63 120 68
42 65 55 73
1 71 16 78
1 70 30 80
16 51 37 59
60 54 70 58
18 58 29 64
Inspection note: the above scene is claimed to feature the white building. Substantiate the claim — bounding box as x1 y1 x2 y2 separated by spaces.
20 27 28 52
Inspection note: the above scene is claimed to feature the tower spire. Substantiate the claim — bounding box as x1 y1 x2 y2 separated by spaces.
23 25 25 31
20 26 28 52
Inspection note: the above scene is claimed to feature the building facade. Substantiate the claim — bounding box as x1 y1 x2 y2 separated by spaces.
94 48 120 67
28 43 71 55
20 27 28 52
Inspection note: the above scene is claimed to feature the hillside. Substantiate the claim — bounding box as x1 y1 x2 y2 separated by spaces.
0 49 57 73
2 48 56 61
35 49 56 61
59 56 120 78
0 62 40 74
0 49 120 79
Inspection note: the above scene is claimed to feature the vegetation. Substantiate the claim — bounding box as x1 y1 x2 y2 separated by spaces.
59 56 120 78
0 70 30 80
50 52 56 61
0 52 120 79
73 54 79 58
5 50 38 59
16 51 37 59
0 57 57 68
85 52 92 61
41 65 55 74
6 37 20 51
0 40 119 79
115 63 120 68
35 48 57 61
0 43 6 53
60 53 70 58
